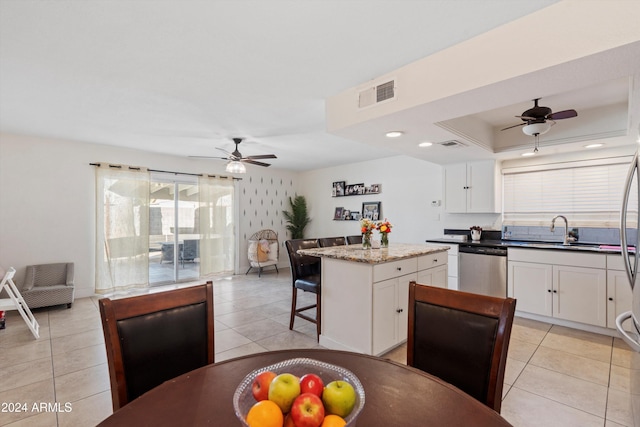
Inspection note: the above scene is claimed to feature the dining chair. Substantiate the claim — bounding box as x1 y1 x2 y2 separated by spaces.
346 235 362 245
407 281 516 413
285 239 321 340
318 236 346 247
99 282 214 411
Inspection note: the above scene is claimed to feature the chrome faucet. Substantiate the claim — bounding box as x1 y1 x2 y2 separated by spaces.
550 215 575 245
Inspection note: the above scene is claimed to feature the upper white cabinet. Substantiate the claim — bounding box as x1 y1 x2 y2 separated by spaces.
443 160 501 213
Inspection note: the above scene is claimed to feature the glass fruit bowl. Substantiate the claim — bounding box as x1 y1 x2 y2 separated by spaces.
233 357 365 426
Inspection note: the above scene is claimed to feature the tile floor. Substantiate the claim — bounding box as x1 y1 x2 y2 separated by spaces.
0 270 634 426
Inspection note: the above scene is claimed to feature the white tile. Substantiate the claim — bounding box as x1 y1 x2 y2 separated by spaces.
502 387 604 427
529 345 610 386
513 364 608 417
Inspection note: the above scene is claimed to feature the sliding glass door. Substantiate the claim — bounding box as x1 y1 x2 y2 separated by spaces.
149 175 200 285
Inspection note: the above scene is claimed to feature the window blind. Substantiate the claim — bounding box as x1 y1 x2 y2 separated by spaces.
503 160 638 227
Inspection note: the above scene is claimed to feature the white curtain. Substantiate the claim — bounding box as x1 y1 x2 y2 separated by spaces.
95 165 150 294
198 175 235 276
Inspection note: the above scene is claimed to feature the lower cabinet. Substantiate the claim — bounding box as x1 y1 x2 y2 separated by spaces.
417 265 447 288
607 254 634 331
508 249 607 327
320 252 449 355
372 272 417 355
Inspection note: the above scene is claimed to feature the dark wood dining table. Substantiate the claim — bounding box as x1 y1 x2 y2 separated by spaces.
98 348 512 426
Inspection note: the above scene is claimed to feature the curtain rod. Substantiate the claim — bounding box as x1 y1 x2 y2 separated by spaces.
89 163 242 180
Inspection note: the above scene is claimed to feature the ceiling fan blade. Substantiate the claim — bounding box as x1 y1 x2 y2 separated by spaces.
246 154 277 160
515 115 537 120
500 123 526 131
242 159 271 167
215 147 235 157
188 155 228 160
547 109 577 120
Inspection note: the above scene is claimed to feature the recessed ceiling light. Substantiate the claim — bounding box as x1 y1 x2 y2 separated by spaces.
521 152 536 157
385 131 403 138
418 142 433 147
584 143 604 149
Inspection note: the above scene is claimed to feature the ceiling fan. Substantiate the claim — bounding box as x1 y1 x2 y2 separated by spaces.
501 98 578 136
190 137 277 172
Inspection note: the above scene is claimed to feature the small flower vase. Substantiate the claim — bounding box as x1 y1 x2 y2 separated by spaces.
362 233 372 249
471 229 481 241
381 233 389 248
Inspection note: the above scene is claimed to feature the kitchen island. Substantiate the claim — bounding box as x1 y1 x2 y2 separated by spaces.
298 243 449 355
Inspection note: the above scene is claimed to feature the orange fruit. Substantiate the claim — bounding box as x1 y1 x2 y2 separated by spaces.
246 400 283 427
321 414 347 427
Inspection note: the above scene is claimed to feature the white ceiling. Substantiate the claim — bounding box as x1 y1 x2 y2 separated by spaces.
1 1 638 171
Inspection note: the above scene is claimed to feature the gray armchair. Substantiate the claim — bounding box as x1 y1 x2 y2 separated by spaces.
21 263 75 309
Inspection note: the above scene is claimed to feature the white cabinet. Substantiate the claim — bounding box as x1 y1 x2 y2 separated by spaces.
607 254 634 331
320 250 448 356
417 252 448 288
425 243 457 289
508 260 553 316
372 254 447 355
508 249 607 327
443 160 501 213
417 265 447 288
553 265 606 326
372 272 416 355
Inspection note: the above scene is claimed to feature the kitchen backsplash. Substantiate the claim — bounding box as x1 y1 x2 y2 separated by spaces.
502 225 637 245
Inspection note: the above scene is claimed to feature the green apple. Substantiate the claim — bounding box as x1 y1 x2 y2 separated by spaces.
268 373 300 413
322 380 356 418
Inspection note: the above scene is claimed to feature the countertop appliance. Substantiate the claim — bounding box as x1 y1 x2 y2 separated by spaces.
615 138 640 425
458 244 507 298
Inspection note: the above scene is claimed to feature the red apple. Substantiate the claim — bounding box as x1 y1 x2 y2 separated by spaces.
300 373 324 397
251 370 277 401
283 413 296 427
290 393 325 427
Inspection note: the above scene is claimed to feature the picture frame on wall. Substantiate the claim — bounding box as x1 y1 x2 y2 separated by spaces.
362 201 381 221
345 183 365 196
334 207 344 220
333 181 345 197
366 184 381 194
343 209 352 220
351 211 361 220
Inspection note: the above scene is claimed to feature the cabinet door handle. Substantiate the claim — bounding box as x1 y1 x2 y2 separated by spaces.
396 308 403 313
609 297 614 301
553 290 558 293
433 259 438 263
397 267 402 271
547 289 552 293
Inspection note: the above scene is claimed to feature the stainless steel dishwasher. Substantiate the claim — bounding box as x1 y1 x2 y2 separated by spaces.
458 245 507 298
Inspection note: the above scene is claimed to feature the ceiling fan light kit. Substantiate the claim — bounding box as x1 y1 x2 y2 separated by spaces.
522 122 551 136
226 161 246 174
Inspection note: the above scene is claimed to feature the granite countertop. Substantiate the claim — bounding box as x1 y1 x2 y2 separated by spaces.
298 243 449 264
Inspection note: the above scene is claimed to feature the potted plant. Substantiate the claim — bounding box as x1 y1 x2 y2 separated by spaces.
282 195 311 239
470 226 482 241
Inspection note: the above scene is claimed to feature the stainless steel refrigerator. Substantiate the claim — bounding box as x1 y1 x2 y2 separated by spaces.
615 139 640 425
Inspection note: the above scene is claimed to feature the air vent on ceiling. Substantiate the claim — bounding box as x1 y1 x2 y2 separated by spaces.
358 80 396 108
437 140 467 148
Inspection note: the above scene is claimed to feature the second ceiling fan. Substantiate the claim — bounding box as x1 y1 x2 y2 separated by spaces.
501 98 578 136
